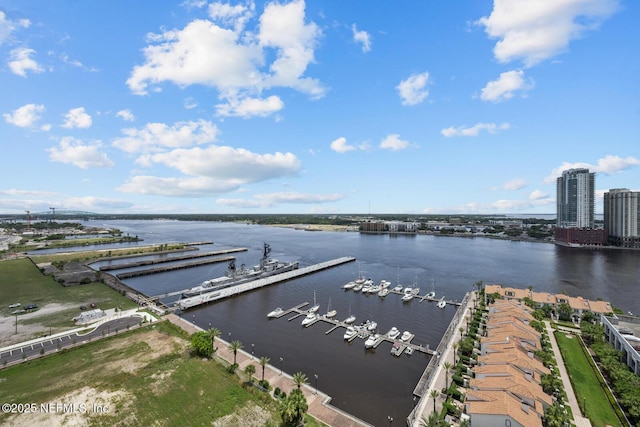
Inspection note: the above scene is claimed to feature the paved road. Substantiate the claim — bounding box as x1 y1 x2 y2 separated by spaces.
0 316 141 365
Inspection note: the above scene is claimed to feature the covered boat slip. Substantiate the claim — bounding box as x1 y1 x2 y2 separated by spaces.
176 257 356 310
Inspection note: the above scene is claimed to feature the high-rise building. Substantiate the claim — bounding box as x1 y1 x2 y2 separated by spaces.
556 168 595 228
604 188 640 248
555 168 604 245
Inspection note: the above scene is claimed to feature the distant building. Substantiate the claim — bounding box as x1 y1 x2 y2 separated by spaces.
604 188 640 248
555 168 604 245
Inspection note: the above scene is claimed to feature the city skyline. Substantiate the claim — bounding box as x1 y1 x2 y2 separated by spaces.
1 1 639 215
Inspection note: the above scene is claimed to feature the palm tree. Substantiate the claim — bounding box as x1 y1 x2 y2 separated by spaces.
279 388 308 426
420 412 447 427
292 371 308 389
452 342 458 364
443 361 453 392
230 340 243 365
245 363 256 383
429 389 439 413
209 327 221 353
259 356 270 382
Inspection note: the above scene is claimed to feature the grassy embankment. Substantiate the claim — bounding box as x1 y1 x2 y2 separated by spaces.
555 331 623 427
0 321 282 426
0 258 137 336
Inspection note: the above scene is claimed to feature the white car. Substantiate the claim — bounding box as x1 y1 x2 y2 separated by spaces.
9 303 20 308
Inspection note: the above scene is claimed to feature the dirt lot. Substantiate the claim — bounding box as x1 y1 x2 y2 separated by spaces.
0 302 78 347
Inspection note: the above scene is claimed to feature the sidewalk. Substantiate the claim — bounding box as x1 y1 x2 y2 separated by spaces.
167 313 372 427
544 322 592 427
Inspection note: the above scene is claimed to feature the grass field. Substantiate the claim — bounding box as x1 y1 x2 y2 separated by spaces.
0 322 281 426
555 331 622 427
0 258 137 342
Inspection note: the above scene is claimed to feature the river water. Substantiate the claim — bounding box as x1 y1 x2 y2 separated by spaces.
64 220 640 426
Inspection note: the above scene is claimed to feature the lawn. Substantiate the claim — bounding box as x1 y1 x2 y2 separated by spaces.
554 331 622 427
0 258 137 339
0 322 280 426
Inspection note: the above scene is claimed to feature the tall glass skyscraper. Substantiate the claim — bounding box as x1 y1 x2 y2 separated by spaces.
604 188 640 248
556 168 595 228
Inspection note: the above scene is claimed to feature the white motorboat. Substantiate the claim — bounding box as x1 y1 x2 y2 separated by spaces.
267 307 284 318
301 313 317 326
412 287 420 295
362 281 373 293
437 297 446 309
363 319 377 332
353 283 363 292
344 314 356 324
426 280 436 299
403 287 413 294
387 327 400 339
379 280 391 289
367 284 381 294
392 285 403 292
309 290 320 313
378 288 389 297
400 331 412 342
343 327 358 340
343 281 356 289
364 334 379 348
325 297 337 318
402 292 414 302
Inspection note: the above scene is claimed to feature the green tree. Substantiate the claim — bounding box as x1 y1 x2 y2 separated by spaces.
443 361 454 392
245 364 256 383
429 389 439 413
543 401 570 427
208 326 221 353
190 331 213 358
230 340 243 365
420 412 448 427
557 303 572 321
292 371 308 389
259 356 270 381
279 388 308 426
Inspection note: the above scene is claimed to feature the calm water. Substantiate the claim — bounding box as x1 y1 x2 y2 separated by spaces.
78 220 640 426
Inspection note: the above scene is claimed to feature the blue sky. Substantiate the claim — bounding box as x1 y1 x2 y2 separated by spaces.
1 0 638 215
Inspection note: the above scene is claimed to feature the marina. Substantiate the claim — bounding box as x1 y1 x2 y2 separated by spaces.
342 281 461 308
268 303 436 357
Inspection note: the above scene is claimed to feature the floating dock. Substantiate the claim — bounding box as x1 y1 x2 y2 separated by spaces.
116 256 236 279
175 257 356 310
279 304 436 357
101 247 247 271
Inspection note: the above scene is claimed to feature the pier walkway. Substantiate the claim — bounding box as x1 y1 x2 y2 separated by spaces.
175 257 356 310
100 247 247 271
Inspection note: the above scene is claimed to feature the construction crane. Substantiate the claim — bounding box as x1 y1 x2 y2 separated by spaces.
24 210 31 231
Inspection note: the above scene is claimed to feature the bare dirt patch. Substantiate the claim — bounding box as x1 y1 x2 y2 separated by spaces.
212 402 275 427
3 386 135 427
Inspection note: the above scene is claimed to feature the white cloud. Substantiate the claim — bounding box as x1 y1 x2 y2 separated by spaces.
8 47 44 77
0 11 31 45
396 71 430 106
499 178 527 191
529 189 549 200
477 0 619 67
379 134 411 151
62 107 92 129
480 70 533 102
112 119 219 154
330 137 355 153
352 24 372 52
119 144 301 197
127 0 324 114
47 137 114 169
216 95 284 118
218 191 343 208
184 97 198 109
441 122 510 137
544 155 640 183
4 103 45 128
116 109 135 122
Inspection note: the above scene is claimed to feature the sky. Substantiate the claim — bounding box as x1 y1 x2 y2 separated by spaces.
1 0 639 215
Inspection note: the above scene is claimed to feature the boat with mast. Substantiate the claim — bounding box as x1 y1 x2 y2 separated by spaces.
325 297 337 318
309 290 320 313
182 242 298 298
